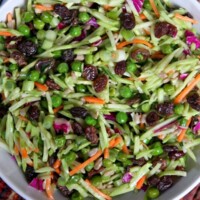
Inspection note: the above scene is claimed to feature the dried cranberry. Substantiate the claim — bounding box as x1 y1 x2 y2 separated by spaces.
85 126 99 145
35 58 56 73
5 36 22 49
57 186 72 197
24 165 37 183
168 150 185 160
156 102 174 116
132 157 146 166
70 107 88 118
82 65 98 81
93 74 108 93
10 51 27 66
17 40 37 57
154 22 177 38
48 153 57 167
147 175 160 186
72 122 84 135
27 105 40 121
46 79 60 90
157 176 173 191
0 105 8 118
61 49 75 62
114 60 126 75
163 145 179 153
186 92 200 111
153 158 167 170
88 167 104 178
176 166 185 171
131 48 150 63
120 13 136 30
146 111 160 126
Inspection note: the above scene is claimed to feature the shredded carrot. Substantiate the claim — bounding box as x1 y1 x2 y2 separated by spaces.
7 13 13 22
34 82 49 92
158 134 165 140
33 148 39 153
0 31 14 37
149 0 160 17
103 5 113 11
122 144 130 154
21 148 28 158
167 70 175 76
136 175 146 190
83 96 105 105
151 52 165 59
69 150 102 176
140 13 147 20
19 115 29 122
174 13 198 24
53 105 64 113
116 39 153 49
177 118 192 142
125 77 134 81
104 148 110 159
143 29 150 35
14 144 19 155
45 178 54 200
53 159 61 169
34 4 54 11
138 77 147 81
55 168 61 174
3 58 10 63
113 136 123 147
85 179 112 200
174 74 200 104
108 138 116 148
28 161 34 167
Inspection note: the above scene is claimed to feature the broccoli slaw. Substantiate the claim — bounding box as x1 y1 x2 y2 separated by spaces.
0 0 200 200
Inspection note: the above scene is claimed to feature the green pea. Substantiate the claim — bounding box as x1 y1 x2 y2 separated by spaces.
141 103 151 113
75 84 87 93
57 63 69 74
18 24 30 37
51 94 63 108
9 63 18 72
116 112 128 124
161 44 173 55
144 0 152 10
85 162 94 172
43 115 54 129
29 70 40 81
147 187 160 199
85 116 97 126
55 135 66 148
174 104 184 115
91 175 102 187
64 151 76 163
57 177 66 187
34 18 45 30
152 142 163 156
69 26 82 37
70 174 82 183
38 74 47 84
103 159 113 168
179 118 187 127
163 84 175 94
143 138 151 144
5 80 16 91
78 12 90 23
24 12 34 23
117 152 129 162
52 50 62 58
71 61 82 72
127 61 137 73
85 54 93 64
71 192 84 200
41 12 53 23
119 86 132 99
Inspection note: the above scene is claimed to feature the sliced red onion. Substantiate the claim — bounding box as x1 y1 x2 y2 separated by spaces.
53 118 72 134
183 49 190 55
185 30 200 49
57 22 67 30
92 39 103 47
104 113 116 121
122 172 133 183
179 73 188 80
132 0 144 13
29 178 44 191
193 121 200 133
154 120 177 133
86 17 99 28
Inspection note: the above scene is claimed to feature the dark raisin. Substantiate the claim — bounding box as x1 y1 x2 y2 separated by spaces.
5 36 23 49
17 40 37 57
132 157 146 166
114 60 126 75
35 58 56 73
70 107 88 118
72 122 84 135
63 10 78 26
26 22 37 35
153 158 167 170
46 79 61 90
131 48 150 63
82 65 98 81
154 21 178 38
163 145 179 153
156 102 174 116
57 186 72 197
6 71 12 78
175 166 185 171
127 94 141 105
10 51 27 67
24 165 37 183
157 176 173 191
48 153 57 167
146 111 160 126
186 92 200 111
93 74 108 93
0 105 8 118
27 105 40 121
168 150 185 160
85 126 99 145
88 167 104 178
120 13 136 30
147 175 160 186
61 49 75 62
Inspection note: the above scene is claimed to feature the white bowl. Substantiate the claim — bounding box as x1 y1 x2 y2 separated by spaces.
0 0 200 200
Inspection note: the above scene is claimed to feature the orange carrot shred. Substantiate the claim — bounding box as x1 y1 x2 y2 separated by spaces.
45 178 54 200
53 159 61 169
149 0 160 17
109 138 116 148
136 176 146 190
174 13 198 24
19 115 29 122
140 13 147 20
14 144 19 155
103 5 113 11
53 105 64 113
122 144 130 154
85 179 112 200
104 148 110 159
34 4 54 11
83 96 105 105
0 31 14 37
151 52 165 59
143 29 150 35
21 148 28 158
158 134 165 140
69 150 102 176
34 82 49 92
3 58 10 63
174 74 200 104
7 13 13 22
177 118 192 142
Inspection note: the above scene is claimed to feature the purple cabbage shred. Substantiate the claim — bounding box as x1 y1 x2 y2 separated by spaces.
29 178 44 191
185 30 200 49
53 118 72 134
132 0 144 13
